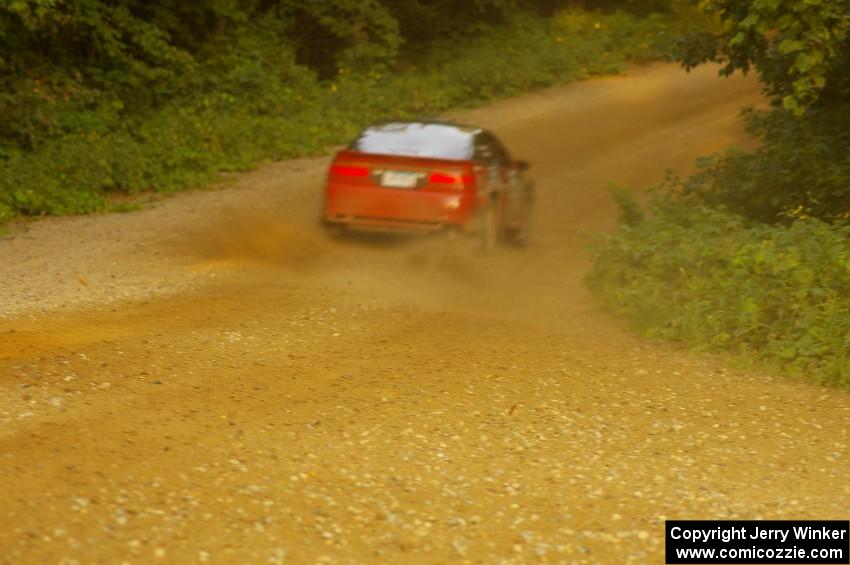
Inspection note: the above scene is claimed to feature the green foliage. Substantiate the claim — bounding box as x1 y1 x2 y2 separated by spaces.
594 0 850 385
678 106 850 224
670 0 850 227
675 0 850 114
109 202 143 214
284 0 402 77
0 5 691 222
589 198 850 385
610 185 645 227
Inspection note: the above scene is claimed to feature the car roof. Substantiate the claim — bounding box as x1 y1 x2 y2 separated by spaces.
362 119 483 134
351 120 486 161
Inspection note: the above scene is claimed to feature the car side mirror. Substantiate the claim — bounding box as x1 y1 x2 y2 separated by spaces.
514 159 530 171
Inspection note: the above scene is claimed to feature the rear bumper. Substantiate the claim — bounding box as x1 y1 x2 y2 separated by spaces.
324 182 478 233
324 216 446 233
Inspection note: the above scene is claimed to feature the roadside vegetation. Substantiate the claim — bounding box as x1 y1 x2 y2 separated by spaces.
0 0 703 222
590 0 850 385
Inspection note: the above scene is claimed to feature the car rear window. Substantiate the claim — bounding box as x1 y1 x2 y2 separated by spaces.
352 122 476 160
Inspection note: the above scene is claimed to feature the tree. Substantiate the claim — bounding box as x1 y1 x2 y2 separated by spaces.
678 0 850 113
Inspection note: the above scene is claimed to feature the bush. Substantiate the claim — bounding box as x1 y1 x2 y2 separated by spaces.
680 106 850 224
588 197 850 385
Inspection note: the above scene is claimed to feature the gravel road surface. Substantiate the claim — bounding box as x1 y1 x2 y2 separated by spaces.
1 63 848 564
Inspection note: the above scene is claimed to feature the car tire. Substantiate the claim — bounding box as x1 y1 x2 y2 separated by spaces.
506 192 533 247
479 201 499 254
506 227 529 247
506 213 532 247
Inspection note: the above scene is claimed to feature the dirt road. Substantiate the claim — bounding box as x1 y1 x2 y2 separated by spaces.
1 64 848 564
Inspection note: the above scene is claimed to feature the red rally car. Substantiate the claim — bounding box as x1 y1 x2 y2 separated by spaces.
322 120 534 248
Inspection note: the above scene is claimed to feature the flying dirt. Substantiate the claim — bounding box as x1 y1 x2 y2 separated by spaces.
1 63 848 564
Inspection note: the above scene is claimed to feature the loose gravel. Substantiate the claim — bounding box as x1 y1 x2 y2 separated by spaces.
1 64 846 565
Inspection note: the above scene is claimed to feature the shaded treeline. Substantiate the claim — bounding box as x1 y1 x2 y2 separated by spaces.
0 0 670 152
0 0 691 219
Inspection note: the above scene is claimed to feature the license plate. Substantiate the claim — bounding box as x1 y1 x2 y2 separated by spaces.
381 171 419 189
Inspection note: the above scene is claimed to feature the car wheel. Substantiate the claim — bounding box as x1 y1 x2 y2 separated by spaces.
506 193 533 247
505 227 529 247
507 213 532 247
479 201 498 254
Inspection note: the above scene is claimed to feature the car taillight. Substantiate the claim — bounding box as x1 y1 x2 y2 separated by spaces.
428 172 456 184
428 172 474 187
331 165 370 177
